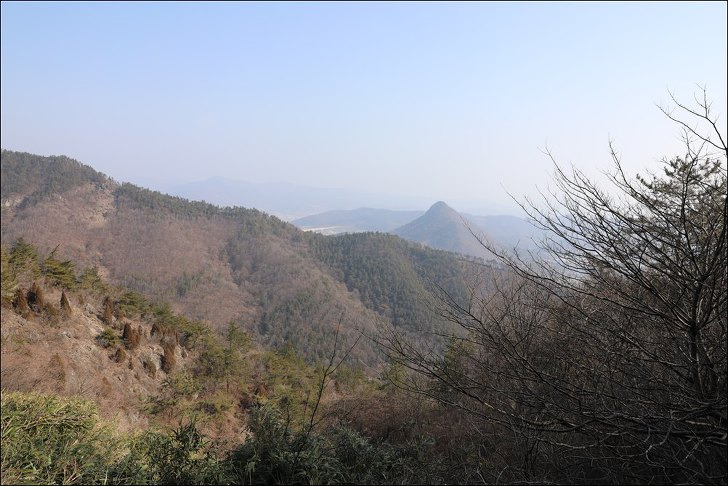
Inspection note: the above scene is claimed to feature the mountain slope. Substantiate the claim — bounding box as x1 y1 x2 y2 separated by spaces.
392 201 492 258
1 150 472 367
293 208 424 234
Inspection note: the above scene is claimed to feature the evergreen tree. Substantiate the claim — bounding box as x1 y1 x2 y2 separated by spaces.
8 238 41 280
42 247 77 289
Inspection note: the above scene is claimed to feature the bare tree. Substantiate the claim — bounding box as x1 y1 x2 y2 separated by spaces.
379 89 727 484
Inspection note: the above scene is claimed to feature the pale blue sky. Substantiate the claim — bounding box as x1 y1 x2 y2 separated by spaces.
2 2 726 212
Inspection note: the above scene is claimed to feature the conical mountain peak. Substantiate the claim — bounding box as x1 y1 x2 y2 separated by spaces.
425 200 457 216
393 201 491 257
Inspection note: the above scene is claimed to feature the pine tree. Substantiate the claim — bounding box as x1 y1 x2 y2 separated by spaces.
42 246 77 289
8 238 41 280
78 266 107 293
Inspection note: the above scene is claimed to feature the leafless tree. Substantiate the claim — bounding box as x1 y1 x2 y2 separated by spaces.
379 89 727 484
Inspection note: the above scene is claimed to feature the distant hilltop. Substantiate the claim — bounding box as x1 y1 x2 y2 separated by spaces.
294 201 542 257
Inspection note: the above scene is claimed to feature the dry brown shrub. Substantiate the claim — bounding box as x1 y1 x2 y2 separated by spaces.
27 281 44 310
150 321 163 337
122 323 141 350
113 347 127 363
102 296 114 325
143 358 157 378
151 321 180 346
161 343 176 374
60 290 72 317
128 357 135 370
1 290 12 308
13 287 30 318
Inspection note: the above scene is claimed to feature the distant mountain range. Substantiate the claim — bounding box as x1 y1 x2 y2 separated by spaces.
293 202 542 257
292 208 425 235
166 177 523 221
167 177 436 221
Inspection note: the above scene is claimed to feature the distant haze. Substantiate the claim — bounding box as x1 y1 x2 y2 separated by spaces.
1 2 726 210
167 177 522 219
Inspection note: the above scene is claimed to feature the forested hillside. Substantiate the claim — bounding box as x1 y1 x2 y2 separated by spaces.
309 232 471 332
1 150 473 367
1 240 458 484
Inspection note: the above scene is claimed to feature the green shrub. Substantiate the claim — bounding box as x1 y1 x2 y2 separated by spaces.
226 403 341 484
141 421 226 484
0 391 114 484
225 402 442 485
97 328 121 348
146 371 201 417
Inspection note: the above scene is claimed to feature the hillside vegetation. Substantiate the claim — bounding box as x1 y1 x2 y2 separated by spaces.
2 93 724 484
0 239 475 485
1 150 474 367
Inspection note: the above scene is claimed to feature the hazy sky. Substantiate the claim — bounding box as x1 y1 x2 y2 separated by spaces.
2 2 726 211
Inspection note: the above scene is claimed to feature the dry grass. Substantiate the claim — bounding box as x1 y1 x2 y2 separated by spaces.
0 282 195 431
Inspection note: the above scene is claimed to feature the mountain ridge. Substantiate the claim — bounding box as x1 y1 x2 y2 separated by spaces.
1 149 473 367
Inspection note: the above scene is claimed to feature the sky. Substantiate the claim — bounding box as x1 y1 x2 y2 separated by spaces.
2 1 726 213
